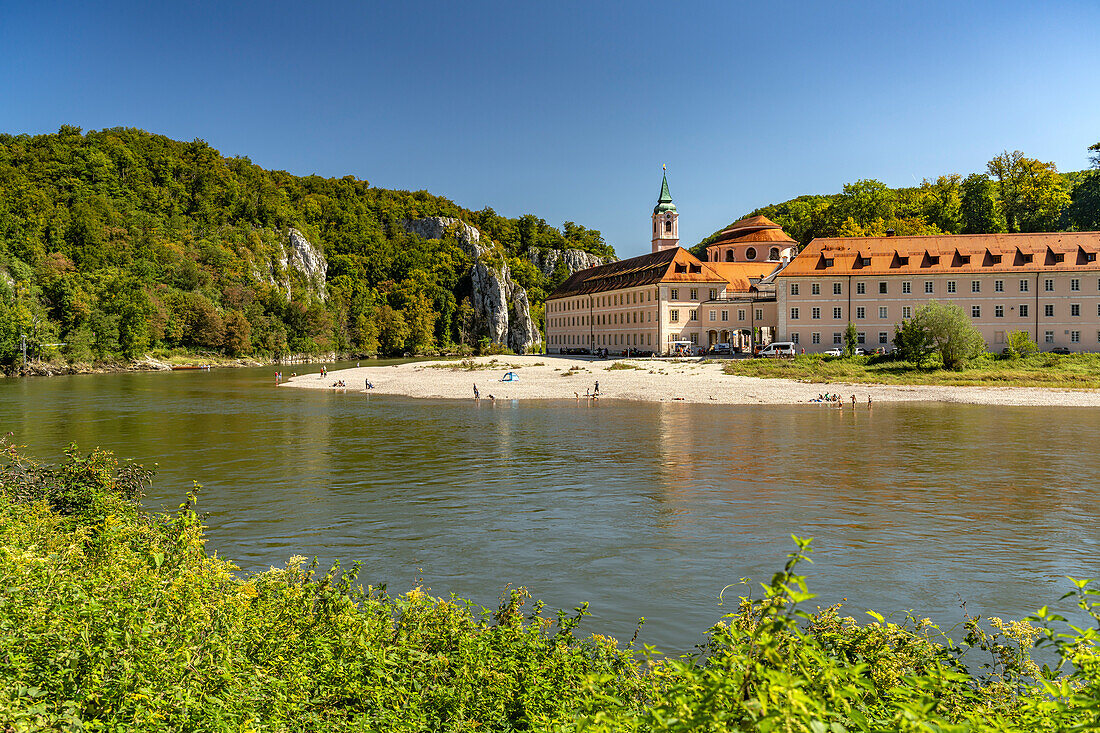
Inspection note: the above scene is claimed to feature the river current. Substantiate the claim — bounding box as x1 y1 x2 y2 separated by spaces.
2 363 1098 652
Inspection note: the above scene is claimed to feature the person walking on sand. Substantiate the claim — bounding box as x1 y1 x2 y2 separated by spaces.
594 380 600 396
473 384 480 400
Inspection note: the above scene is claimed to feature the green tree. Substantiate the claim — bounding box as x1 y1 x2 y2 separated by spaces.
914 300 987 369
377 305 409 355
1067 142 1100 231
223 309 252 356
921 174 962 233
843 322 858 357
1004 330 1038 358
988 151 1069 232
840 179 894 227
403 292 435 354
960 174 1005 234
893 318 935 367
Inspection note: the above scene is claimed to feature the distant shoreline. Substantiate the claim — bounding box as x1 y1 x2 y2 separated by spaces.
278 354 1100 407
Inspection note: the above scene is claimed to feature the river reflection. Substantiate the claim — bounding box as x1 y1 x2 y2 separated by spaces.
1 365 1098 652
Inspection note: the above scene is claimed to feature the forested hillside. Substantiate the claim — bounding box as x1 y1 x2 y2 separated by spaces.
693 145 1100 255
0 127 613 370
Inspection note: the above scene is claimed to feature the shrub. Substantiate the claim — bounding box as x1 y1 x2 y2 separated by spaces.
1005 329 1039 358
914 299 987 369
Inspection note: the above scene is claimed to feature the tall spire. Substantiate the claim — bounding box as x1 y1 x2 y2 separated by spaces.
654 168 676 214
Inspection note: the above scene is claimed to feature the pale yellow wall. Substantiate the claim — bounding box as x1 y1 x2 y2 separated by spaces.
778 272 1100 352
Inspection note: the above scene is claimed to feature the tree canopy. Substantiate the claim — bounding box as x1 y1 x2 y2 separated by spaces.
0 127 614 367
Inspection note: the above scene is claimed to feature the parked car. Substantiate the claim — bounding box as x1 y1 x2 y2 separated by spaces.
853 347 867 356
1048 346 1072 355
710 343 732 355
757 341 797 358
823 347 843 357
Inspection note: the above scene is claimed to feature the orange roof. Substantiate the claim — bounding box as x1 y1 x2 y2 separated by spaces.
709 214 797 247
548 247 727 299
707 262 778 292
779 231 1100 277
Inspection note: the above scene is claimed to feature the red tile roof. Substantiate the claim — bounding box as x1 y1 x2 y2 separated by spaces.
779 232 1100 277
547 248 728 299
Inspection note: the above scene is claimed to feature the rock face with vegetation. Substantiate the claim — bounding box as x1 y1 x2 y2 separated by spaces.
402 216 541 353
528 247 607 278
0 127 614 369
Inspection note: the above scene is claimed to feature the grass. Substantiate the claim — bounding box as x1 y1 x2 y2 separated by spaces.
425 358 541 372
606 362 643 371
722 352 1100 388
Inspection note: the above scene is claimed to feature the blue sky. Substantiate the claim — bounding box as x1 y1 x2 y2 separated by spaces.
3 1 1099 258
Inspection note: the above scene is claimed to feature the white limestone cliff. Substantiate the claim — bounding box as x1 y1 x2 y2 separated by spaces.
403 217 541 354
528 247 607 278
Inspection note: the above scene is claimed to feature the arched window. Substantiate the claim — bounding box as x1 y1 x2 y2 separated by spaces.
725 250 735 262
769 247 780 260
653 221 657 234
664 220 672 233
745 247 757 261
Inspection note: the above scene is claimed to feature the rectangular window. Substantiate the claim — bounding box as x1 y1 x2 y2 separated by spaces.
879 306 888 319
947 281 957 293
879 332 888 344
856 306 865 319
1072 304 1081 317
857 332 866 344
995 305 1004 317
669 309 679 323
925 281 934 294
994 280 1004 292
902 281 911 294
709 288 717 300
879 282 888 294
972 280 981 293
1045 279 1054 292
690 333 698 345
689 309 698 321
1045 304 1054 317
812 307 821 319
833 332 843 345
690 288 698 300
812 332 820 344
755 309 763 320
790 283 799 295
902 306 912 319
709 310 716 321
994 331 1004 344
670 288 678 300
833 306 842 319
1020 304 1029 317
792 333 800 344
790 307 800 320
721 310 729 321
1071 330 1080 343
738 309 745 321
812 283 821 295
1045 330 1055 344
971 305 981 318
1071 278 1080 291
856 282 866 295
1020 279 1029 292
833 282 842 295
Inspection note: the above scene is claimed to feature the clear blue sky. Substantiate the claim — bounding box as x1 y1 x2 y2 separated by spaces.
3 1 1098 258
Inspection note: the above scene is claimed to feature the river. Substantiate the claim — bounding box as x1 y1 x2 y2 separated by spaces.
2 363 1098 652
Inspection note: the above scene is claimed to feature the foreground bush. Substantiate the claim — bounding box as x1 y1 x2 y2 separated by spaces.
1 443 1097 731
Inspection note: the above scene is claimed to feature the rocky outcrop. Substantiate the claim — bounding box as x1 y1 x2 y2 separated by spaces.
253 228 328 302
403 216 486 260
403 217 541 354
528 247 607 278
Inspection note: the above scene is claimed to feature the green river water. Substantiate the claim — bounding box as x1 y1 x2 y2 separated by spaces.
2 362 1098 651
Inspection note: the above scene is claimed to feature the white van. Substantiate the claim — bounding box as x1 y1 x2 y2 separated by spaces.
757 341 796 357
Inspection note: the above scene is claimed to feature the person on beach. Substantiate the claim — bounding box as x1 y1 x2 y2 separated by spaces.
365 379 374 390
595 380 600 396
851 394 856 406
868 395 872 407
473 384 480 400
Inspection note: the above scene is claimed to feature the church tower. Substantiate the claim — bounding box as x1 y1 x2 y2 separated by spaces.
651 169 679 253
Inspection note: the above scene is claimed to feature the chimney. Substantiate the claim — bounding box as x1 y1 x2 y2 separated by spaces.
886 228 896 237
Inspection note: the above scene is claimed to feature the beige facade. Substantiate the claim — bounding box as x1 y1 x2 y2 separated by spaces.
777 232 1100 352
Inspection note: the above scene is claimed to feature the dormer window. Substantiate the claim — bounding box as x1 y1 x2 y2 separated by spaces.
745 247 757 260
861 257 871 266
824 258 834 267
770 247 780 260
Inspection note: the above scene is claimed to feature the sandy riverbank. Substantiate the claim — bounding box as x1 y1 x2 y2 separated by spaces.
278 354 1100 406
